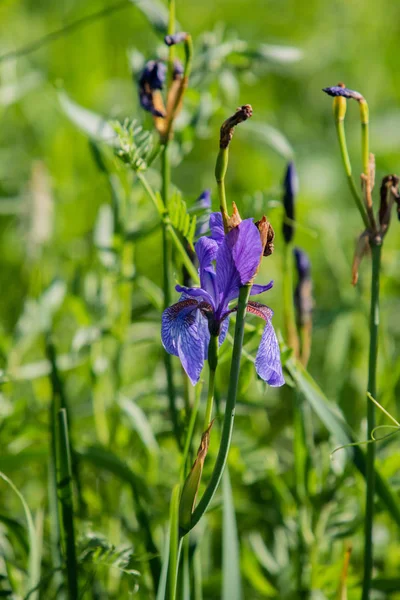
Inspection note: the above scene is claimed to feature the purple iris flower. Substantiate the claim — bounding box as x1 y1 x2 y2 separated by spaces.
161 213 285 387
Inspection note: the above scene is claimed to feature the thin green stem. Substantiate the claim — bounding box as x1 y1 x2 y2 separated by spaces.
215 148 229 220
166 223 199 282
168 483 182 600
203 334 218 430
161 143 181 450
188 284 251 531
57 409 78 600
335 119 370 229
362 242 382 600
203 369 216 431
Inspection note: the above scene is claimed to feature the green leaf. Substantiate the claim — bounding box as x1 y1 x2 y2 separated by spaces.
222 469 242 600
243 121 293 159
0 472 41 600
58 90 116 143
130 0 170 34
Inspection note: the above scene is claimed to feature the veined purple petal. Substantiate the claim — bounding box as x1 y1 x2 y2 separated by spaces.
250 281 274 296
195 236 219 269
255 320 285 387
161 299 209 385
209 212 225 245
161 298 199 356
247 301 274 321
216 219 262 312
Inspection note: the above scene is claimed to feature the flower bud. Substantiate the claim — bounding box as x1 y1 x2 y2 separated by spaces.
179 422 213 533
138 60 167 117
322 85 363 101
282 161 298 244
164 32 188 46
293 248 312 325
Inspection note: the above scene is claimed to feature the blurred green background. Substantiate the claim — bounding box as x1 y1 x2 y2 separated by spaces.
1 0 400 598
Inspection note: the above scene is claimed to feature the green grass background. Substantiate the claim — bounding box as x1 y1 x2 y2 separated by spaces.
1 0 400 598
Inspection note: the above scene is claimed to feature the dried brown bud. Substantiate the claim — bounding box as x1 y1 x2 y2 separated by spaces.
219 105 253 149
255 216 275 257
222 201 242 232
379 174 400 236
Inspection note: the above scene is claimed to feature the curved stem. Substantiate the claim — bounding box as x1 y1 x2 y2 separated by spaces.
335 119 370 229
188 284 251 531
362 242 382 600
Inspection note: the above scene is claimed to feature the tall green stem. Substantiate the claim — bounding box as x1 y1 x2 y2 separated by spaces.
161 143 181 450
335 119 370 229
362 242 382 600
188 284 251 531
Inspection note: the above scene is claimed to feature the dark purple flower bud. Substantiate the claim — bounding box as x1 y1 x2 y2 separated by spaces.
138 60 166 117
293 248 313 326
322 86 363 101
164 32 188 46
139 60 166 90
282 161 298 244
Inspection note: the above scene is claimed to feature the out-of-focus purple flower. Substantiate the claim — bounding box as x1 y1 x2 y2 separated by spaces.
138 60 167 117
322 86 363 101
164 32 188 46
162 213 284 386
282 161 298 244
293 248 313 325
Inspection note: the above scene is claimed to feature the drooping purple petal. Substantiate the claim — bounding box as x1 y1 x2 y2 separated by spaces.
255 320 285 386
161 299 209 385
219 314 230 346
250 281 274 296
216 219 262 312
246 301 274 321
161 298 199 356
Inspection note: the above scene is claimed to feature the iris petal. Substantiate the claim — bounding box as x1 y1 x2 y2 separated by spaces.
216 219 262 312
255 320 285 386
250 281 274 296
161 299 209 385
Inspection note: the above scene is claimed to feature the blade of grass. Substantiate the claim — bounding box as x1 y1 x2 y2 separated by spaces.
0 472 41 600
222 469 242 600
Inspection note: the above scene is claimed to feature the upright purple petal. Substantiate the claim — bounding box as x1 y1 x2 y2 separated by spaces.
216 219 262 312
195 236 219 269
209 212 225 245
161 299 209 385
255 320 285 387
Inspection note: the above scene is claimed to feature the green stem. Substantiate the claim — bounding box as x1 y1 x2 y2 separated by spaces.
188 284 251 531
335 119 370 229
57 408 78 600
215 148 229 219
203 334 218 430
161 143 181 450
169 483 182 600
362 242 382 600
